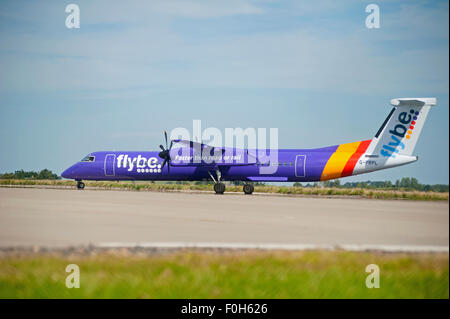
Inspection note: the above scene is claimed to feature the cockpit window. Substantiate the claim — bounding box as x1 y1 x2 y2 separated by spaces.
80 155 95 162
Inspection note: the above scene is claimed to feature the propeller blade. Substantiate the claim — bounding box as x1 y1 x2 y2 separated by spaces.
167 161 170 173
161 158 167 169
164 130 168 149
169 140 173 150
159 144 165 152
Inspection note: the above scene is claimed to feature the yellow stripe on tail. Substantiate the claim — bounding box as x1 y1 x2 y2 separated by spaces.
320 141 361 181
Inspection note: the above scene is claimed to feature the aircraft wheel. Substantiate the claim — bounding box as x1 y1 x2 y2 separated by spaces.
77 181 85 190
214 182 225 194
243 183 254 195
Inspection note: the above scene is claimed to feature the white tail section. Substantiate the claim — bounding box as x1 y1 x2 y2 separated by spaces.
366 98 436 158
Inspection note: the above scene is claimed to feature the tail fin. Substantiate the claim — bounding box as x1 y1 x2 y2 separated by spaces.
366 98 436 158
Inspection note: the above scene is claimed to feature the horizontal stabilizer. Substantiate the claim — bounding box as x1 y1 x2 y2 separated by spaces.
390 98 437 107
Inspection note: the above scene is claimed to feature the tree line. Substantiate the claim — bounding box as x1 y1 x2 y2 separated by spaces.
0 169 60 180
295 177 448 193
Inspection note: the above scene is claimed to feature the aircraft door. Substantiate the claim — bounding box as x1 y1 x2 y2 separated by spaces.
104 154 116 177
295 155 306 177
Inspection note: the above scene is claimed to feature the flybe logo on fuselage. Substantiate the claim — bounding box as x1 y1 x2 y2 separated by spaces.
116 154 162 173
380 109 419 158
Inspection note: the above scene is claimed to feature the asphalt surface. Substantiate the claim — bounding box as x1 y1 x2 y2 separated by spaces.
0 188 448 248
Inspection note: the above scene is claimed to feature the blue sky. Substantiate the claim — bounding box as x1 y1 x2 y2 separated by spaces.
0 0 448 184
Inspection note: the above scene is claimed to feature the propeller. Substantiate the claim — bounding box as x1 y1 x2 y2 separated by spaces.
158 130 173 172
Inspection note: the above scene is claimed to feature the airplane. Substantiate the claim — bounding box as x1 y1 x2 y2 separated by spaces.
61 97 436 194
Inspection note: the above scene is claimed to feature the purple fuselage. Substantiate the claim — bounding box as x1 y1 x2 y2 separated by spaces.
61 145 341 183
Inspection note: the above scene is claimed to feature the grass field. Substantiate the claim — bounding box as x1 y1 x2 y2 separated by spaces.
0 250 448 298
0 179 448 201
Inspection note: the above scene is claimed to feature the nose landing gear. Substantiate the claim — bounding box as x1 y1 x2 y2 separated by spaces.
77 181 85 190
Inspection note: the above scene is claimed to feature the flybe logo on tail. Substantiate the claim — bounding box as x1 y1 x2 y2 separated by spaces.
381 109 419 158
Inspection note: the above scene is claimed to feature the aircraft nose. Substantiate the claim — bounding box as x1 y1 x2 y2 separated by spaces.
61 167 75 179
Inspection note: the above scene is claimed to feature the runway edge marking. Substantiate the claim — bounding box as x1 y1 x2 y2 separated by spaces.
96 242 449 253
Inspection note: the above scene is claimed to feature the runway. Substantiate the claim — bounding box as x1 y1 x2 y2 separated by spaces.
0 188 448 249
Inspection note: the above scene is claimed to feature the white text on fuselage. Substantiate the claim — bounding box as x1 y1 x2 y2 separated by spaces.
116 155 161 173
174 155 242 162
115 154 244 173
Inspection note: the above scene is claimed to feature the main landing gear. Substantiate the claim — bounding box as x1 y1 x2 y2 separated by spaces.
76 181 85 190
208 170 254 195
213 182 253 195
213 182 226 194
209 170 226 195
243 183 254 195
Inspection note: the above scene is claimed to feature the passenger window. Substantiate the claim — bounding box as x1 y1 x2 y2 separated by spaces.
289 162 293 166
